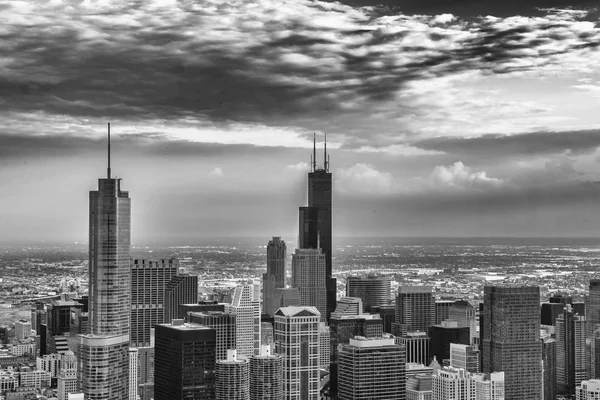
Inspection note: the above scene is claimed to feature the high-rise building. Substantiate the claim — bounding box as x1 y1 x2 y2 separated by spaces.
226 284 261 358
395 286 435 336
432 367 471 400
331 297 363 318
450 343 480 373
249 345 283 400
180 301 225 317
449 300 477 345
274 306 320 400
435 301 456 325
129 348 138 400
188 311 236 361
137 346 154 400
130 258 179 347
587 280 600 379
275 288 301 308
556 304 587 396
337 335 406 400
47 301 82 336
164 275 198 323
396 332 431 365
81 124 131 400
577 379 600 399
429 320 470 365
319 322 330 370
471 372 505 400
298 136 335 321
346 276 392 313
154 320 216 400
482 285 542 400
15 320 31 341
57 350 78 400
541 336 556 400
263 237 287 317
328 314 384 398
216 350 250 400
372 304 396 334
291 248 327 322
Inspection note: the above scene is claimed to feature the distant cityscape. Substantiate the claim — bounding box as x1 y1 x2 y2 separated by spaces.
1 127 600 400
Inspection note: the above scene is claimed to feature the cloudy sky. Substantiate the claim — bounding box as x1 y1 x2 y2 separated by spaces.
1 0 600 243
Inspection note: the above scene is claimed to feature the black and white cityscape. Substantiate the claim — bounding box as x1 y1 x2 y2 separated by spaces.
1 0 600 400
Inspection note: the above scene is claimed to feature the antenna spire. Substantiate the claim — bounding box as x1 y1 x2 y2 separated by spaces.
107 123 111 179
324 133 327 172
312 133 317 172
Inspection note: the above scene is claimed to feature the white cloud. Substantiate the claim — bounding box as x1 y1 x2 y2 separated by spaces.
431 162 503 190
286 161 309 171
336 163 394 194
208 167 223 177
431 13 456 25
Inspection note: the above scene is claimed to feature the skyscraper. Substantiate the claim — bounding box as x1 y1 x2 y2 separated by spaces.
448 300 477 345
395 286 435 336
429 320 470 365
331 297 363 318
263 237 287 317
482 285 542 400
80 123 131 400
129 347 139 400
130 258 179 347
346 275 392 313
556 304 587 396
57 350 78 400
292 248 327 321
337 335 406 400
274 306 320 400
587 280 600 379
541 336 556 400
450 343 480 373
215 350 250 400
434 300 456 325
164 275 198 323
226 284 261 357
298 135 335 321
577 379 600 398
188 311 236 361
154 320 216 400
249 346 283 400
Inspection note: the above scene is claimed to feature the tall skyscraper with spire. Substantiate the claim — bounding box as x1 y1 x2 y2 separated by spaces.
79 123 131 399
298 134 335 321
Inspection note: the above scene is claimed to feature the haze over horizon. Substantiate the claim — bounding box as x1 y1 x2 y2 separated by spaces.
1 0 600 242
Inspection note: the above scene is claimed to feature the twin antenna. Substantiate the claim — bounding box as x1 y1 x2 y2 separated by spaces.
310 133 329 173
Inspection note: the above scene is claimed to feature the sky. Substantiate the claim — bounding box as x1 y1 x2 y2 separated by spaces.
1 0 600 243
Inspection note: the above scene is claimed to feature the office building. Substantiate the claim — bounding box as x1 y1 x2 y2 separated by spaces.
215 350 250 400
298 136 335 321
130 258 179 347
263 237 287 317
435 301 456 325
249 345 283 400
226 284 261 357
81 127 131 400
189 311 236 361
274 306 320 400
292 248 327 322
15 320 31 341
396 286 435 336
541 336 556 400
154 320 216 400
128 348 138 400
396 332 431 365
556 304 587 396
429 320 470 365
346 276 392 313
319 322 330 370
406 374 432 400
36 353 61 379
471 372 505 400
450 343 480 373
331 297 363 318
588 280 600 379
482 285 542 400
275 288 301 308
338 335 406 400
577 379 600 399
180 301 225 317
47 301 83 336
58 350 78 400
329 314 384 398
448 300 477 345
372 304 396 334
137 345 154 400
164 275 198 323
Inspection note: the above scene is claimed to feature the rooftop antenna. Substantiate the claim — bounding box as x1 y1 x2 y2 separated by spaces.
312 133 317 172
324 133 327 172
107 122 111 179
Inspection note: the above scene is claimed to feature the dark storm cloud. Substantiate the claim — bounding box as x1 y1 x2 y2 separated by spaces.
1 0 599 131
412 130 600 158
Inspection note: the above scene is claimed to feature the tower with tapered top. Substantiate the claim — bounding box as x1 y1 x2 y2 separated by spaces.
79 123 131 400
298 133 335 321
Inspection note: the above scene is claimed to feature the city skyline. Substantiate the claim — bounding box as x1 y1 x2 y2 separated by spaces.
1 0 600 243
